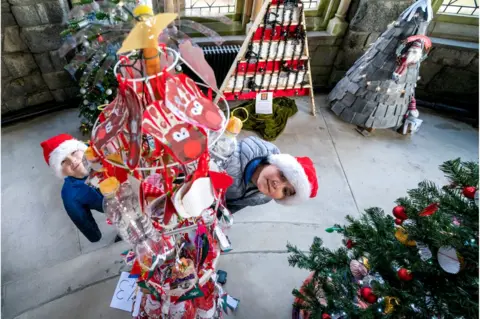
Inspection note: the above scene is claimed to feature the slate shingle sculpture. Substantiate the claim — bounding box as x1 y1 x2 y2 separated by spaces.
328 0 433 131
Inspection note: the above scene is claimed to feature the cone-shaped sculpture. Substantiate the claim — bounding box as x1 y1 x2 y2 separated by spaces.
328 0 433 129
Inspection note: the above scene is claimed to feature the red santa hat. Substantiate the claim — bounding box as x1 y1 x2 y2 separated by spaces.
40 134 87 178
267 154 318 205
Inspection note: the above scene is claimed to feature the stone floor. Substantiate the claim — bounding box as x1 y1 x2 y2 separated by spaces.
1 95 478 319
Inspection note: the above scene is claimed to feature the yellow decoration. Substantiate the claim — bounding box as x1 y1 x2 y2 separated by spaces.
133 4 154 16
227 107 249 134
106 153 124 165
97 103 108 111
361 257 370 270
99 177 120 195
226 117 243 134
84 147 97 161
384 296 400 314
117 12 177 54
395 227 416 246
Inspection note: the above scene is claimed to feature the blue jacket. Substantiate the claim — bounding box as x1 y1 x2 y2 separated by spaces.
61 176 104 242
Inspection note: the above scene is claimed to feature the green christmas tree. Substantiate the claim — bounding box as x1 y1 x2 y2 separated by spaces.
288 158 479 319
60 0 135 134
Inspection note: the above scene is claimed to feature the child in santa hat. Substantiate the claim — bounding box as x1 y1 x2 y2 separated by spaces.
41 134 105 243
225 136 318 213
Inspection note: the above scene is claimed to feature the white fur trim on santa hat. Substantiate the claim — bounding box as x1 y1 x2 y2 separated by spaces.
267 154 310 206
49 139 87 178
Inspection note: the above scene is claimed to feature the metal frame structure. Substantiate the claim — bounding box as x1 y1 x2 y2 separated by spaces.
439 0 478 15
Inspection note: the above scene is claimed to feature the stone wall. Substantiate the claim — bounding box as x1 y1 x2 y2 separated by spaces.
1 0 477 116
416 41 479 109
1 0 78 115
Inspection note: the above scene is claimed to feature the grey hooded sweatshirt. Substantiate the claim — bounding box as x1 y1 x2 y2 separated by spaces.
224 136 280 213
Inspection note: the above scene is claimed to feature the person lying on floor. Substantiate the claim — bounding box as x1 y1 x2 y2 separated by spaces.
224 136 318 213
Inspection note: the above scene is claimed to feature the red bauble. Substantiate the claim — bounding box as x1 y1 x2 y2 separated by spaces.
397 268 413 281
360 287 378 303
322 314 331 319
392 205 408 220
346 239 355 249
394 218 403 225
463 186 476 199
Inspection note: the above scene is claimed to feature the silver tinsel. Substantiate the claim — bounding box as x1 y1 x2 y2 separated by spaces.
417 242 433 261
403 219 416 227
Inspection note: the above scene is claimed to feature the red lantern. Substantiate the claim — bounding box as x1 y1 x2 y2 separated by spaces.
392 205 407 220
397 268 413 281
394 218 403 225
322 314 331 319
463 186 476 199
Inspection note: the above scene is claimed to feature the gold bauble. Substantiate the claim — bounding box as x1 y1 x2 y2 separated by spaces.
395 227 416 246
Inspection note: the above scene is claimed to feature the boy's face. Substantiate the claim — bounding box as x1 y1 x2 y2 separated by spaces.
61 150 88 178
255 164 296 200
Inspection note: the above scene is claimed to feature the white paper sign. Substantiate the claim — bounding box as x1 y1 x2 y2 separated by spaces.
110 272 137 312
255 92 273 114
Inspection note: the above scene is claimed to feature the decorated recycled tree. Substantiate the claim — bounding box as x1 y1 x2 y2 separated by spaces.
328 0 433 136
60 0 226 134
288 158 479 319
60 0 136 134
75 1 242 317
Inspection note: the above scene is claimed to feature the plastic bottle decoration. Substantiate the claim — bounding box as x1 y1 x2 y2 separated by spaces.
169 258 198 296
83 146 103 172
100 177 158 244
211 107 248 163
178 40 218 91
135 237 168 272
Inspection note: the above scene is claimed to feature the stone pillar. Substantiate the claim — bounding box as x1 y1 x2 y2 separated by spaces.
246 0 264 33
326 0 351 36
242 0 255 28
251 0 265 22
164 0 176 13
